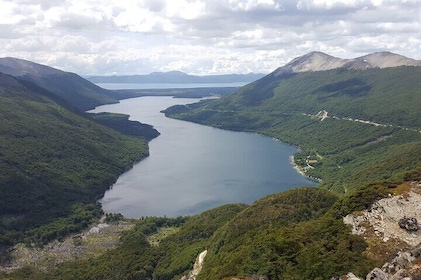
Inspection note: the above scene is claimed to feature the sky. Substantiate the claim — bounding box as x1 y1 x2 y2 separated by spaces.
0 0 420 76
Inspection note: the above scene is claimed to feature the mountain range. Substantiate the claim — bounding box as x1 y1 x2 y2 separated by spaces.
86 71 266 84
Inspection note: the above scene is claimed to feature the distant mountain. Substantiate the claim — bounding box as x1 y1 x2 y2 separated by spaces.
274 51 421 76
0 57 138 110
86 71 266 84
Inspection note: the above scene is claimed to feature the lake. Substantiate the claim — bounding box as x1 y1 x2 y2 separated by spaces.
90 96 317 218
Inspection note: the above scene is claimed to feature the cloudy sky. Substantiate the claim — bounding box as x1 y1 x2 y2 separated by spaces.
1 0 420 75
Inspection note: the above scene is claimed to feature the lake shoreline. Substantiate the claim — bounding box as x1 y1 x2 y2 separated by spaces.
289 155 321 184
91 96 318 218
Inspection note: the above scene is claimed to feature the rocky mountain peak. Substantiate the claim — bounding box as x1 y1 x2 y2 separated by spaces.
287 51 344 71
273 51 421 76
352 51 421 69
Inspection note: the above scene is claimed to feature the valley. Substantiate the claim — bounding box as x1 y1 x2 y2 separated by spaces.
0 51 420 280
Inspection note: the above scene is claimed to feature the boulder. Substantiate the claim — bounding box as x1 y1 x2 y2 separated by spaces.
366 268 389 280
398 217 419 232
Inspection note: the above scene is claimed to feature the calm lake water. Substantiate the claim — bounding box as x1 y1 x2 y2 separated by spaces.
90 96 317 218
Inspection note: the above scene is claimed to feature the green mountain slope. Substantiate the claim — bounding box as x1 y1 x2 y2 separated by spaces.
9 179 412 280
0 57 141 111
164 66 421 191
4 204 246 280
0 72 149 246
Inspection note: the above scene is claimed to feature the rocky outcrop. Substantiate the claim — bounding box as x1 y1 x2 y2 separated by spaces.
365 246 421 280
343 190 421 246
344 182 421 279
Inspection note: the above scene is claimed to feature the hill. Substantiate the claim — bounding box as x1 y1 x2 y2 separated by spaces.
86 71 265 84
0 57 141 110
6 169 421 279
164 52 421 191
0 72 150 248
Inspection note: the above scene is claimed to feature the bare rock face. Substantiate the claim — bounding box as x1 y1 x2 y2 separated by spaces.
273 51 421 76
343 191 421 246
344 182 421 279
274 51 346 76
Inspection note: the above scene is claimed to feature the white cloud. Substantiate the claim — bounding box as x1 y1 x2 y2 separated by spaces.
297 0 369 10
165 0 206 19
0 0 420 75
229 0 283 11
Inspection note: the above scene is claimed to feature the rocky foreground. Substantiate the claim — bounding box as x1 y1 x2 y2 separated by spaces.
343 181 421 279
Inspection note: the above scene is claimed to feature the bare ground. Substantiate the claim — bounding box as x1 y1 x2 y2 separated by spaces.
0 219 135 273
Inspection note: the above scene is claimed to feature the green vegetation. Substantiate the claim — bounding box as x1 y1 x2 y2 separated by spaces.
7 171 420 280
196 187 371 280
2 204 245 280
1 60 421 279
0 73 149 247
2 169 421 280
0 57 144 111
89 112 160 141
164 66 421 192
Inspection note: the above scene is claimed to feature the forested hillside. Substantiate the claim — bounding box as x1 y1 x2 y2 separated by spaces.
5 169 421 280
0 72 149 247
1 53 421 280
0 57 142 111
164 66 421 191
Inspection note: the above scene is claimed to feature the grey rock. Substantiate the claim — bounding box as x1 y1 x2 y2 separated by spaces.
366 268 389 280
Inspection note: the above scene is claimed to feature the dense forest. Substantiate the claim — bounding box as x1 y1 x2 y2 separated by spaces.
3 169 421 280
0 72 157 248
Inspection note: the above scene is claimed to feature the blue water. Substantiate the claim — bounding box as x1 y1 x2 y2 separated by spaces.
90 96 317 217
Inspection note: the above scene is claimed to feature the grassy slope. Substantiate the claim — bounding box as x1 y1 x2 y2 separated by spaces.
164 67 421 192
0 73 148 246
